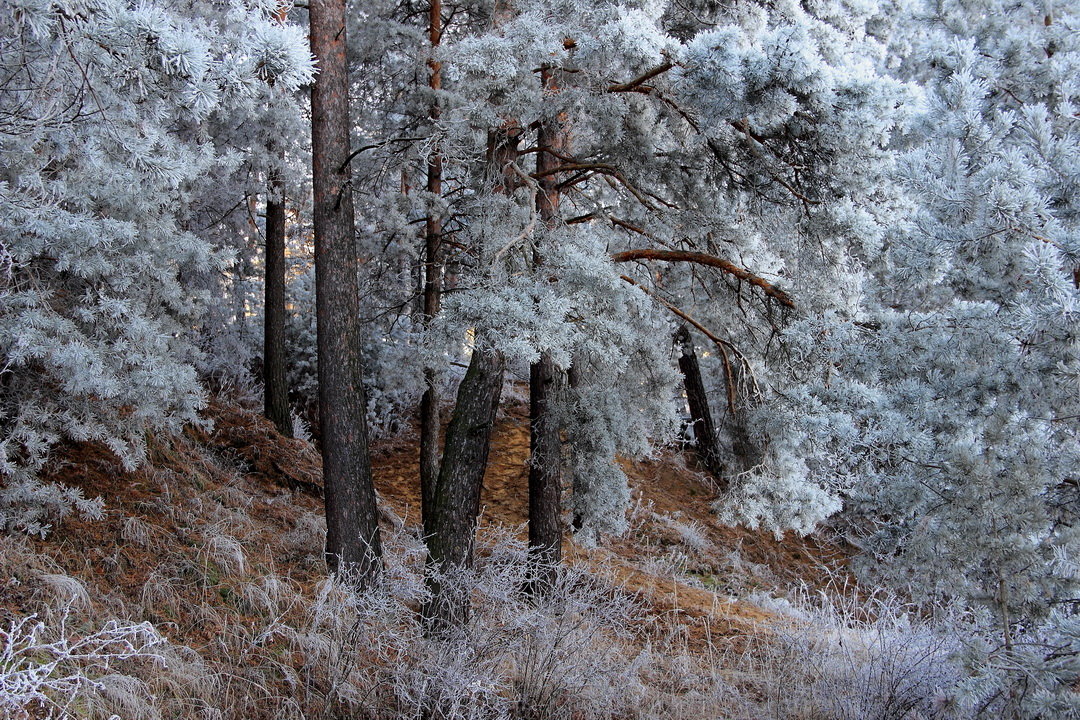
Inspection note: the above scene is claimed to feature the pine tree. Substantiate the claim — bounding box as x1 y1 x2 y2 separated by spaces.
342 0 907 558
261 0 295 438
419 0 446 526
262 3 295 438
772 1 1080 712
0 0 313 534
309 0 383 583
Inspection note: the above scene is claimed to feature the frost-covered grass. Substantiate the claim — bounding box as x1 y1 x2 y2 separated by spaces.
0 523 645 720
1 518 974 720
723 588 967 719
0 406 978 720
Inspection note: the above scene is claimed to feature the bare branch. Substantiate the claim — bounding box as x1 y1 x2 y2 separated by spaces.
532 162 676 212
612 249 795 308
607 61 675 93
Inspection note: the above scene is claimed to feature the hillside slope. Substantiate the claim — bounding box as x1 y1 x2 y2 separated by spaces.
0 396 958 720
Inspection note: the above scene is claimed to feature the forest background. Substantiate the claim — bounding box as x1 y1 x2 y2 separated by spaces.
1 0 1079 718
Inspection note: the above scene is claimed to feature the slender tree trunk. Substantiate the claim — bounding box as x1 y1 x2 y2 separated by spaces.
422 125 517 627
566 361 586 532
676 325 726 485
529 353 561 569
309 0 382 584
263 144 292 437
527 67 567 588
422 346 505 628
419 0 444 522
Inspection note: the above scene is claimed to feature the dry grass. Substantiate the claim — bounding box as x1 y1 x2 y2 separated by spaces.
0 394 966 719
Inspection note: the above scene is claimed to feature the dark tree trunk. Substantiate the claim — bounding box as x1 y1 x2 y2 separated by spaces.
528 352 562 573
422 346 505 628
419 0 444 523
726 360 762 477
421 123 517 627
566 361 586 532
676 325 726 486
309 0 382 584
263 148 292 437
526 67 566 590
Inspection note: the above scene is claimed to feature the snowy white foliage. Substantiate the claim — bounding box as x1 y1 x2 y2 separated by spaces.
2 0 1079 711
766 0 1080 707
0 477 104 537
0 610 166 720
798 0 1079 612
0 0 313 527
958 609 1080 719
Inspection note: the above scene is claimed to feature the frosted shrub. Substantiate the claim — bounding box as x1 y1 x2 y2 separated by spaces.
0 609 166 720
654 513 713 555
0 476 104 537
728 589 966 720
508 573 645 720
290 527 644 720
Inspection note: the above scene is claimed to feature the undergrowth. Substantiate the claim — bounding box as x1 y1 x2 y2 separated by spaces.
0 521 972 720
0 401 974 719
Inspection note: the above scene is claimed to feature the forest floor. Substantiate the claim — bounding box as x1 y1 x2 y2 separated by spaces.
1 392 885 719
374 394 855 651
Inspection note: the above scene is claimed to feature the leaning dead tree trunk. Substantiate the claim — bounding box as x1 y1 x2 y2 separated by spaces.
675 325 725 486
527 66 566 592
419 0 444 522
611 249 788 488
310 0 382 584
725 359 762 477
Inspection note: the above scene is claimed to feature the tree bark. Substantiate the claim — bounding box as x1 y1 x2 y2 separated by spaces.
419 0 444 524
310 0 382 584
676 325 726 485
263 145 292 437
528 352 561 572
421 122 517 628
527 66 567 590
422 346 505 628
726 359 762 477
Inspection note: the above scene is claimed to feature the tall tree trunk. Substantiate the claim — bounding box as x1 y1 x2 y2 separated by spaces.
526 67 566 590
309 0 382 584
419 0 444 523
529 353 561 569
676 325 726 486
263 144 292 437
422 346 505 628
566 361 585 532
